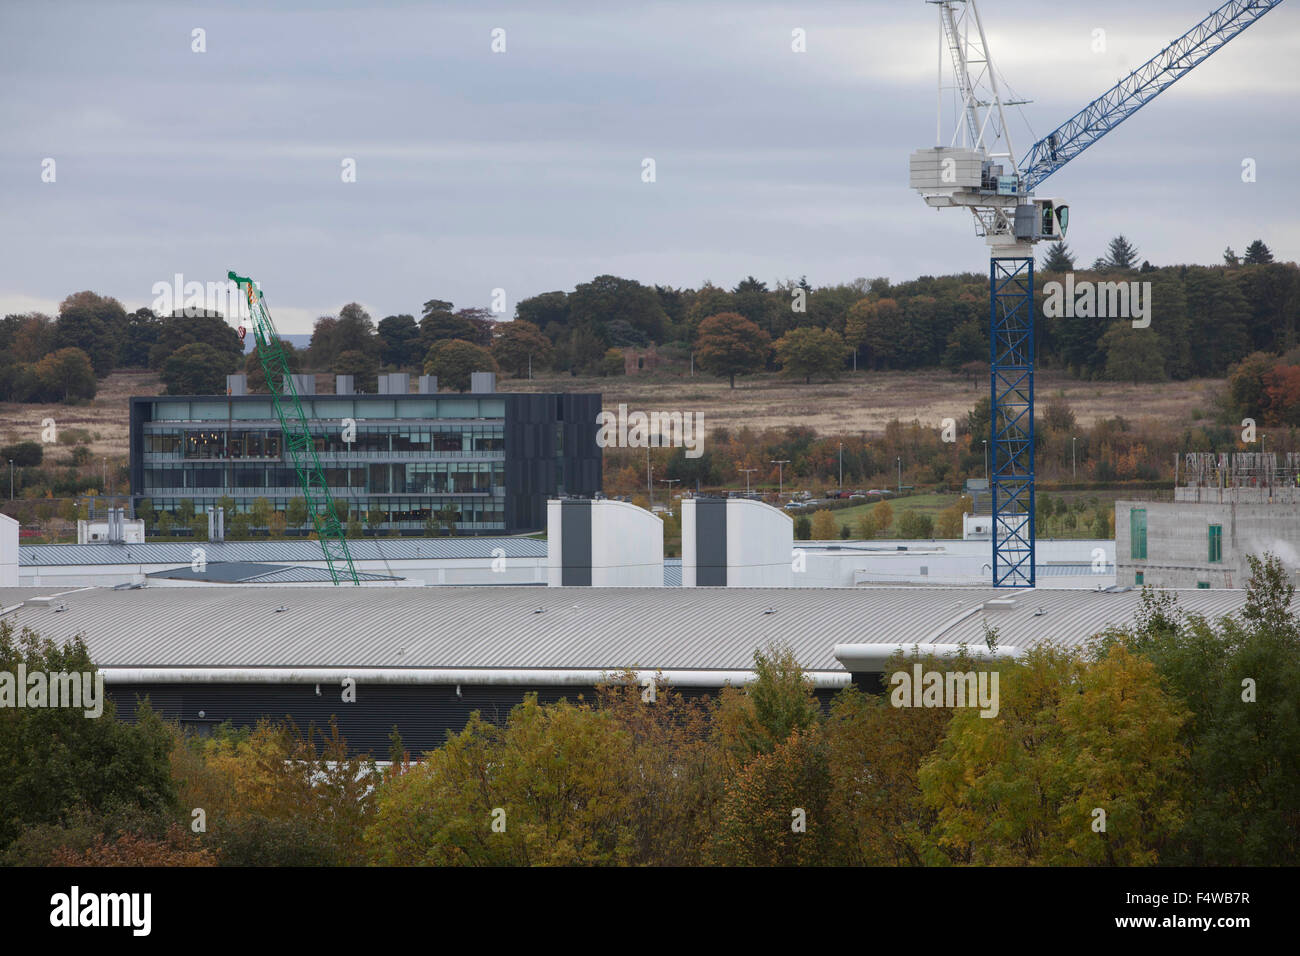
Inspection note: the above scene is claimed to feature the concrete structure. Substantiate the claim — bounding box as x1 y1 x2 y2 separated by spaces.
1116 452 1300 588
17 537 549 589
793 538 1113 589
1117 495 1300 589
0 583 1247 754
963 512 993 540
681 496 793 587
547 498 664 586
130 391 601 535
0 514 17 587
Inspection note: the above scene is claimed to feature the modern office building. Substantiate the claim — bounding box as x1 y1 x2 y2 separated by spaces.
129 376 601 535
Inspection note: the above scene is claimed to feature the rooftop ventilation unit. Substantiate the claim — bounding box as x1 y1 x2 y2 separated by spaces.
682 497 793 587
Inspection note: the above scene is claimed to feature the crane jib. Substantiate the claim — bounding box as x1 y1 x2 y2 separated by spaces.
1019 0 1285 192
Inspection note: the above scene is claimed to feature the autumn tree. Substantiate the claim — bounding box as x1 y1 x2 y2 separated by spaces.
366 697 636 866
694 312 770 388
711 728 833 866
773 327 849 384
162 342 238 395
0 622 176 852
919 645 1188 865
897 510 933 539
57 291 126 376
376 314 421 369
872 499 894 535
1100 323 1167 382
1105 559 1300 864
811 509 837 539
333 349 379 392
286 497 309 533
715 642 821 762
149 310 242 372
824 664 963 865
596 678 728 865
845 297 904 370
491 319 552 378
423 339 498 392
33 347 96 402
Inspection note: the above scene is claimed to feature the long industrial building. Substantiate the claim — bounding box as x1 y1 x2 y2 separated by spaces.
0 583 1246 755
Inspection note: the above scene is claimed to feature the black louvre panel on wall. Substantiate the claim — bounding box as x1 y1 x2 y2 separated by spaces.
108 683 843 756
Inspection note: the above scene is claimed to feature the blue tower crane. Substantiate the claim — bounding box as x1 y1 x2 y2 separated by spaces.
911 0 1285 587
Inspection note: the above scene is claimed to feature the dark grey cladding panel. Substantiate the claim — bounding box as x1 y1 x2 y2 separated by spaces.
695 498 727 587
561 498 592 586
108 682 840 757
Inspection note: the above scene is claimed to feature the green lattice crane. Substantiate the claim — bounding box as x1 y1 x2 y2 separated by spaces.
228 271 359 585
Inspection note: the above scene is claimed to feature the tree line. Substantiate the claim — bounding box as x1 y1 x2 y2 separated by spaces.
3 555 1296 866
3 236 1289 403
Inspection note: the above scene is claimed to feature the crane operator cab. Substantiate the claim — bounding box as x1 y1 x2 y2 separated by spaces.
1014 199 1068 242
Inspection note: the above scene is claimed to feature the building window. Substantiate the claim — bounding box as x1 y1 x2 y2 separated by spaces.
1208 524 1222 563
1130 508 1147 560
1197 581 1210 589
1135 571 1144 585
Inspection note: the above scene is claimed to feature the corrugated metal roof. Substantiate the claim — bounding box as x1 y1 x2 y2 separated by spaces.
20 537 548 567
145 562 399 584
0 586 1248 674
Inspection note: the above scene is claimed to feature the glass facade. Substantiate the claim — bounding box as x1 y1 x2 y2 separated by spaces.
129 393 599 535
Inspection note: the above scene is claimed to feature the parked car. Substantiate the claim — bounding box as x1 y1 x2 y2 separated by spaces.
784 500 806 510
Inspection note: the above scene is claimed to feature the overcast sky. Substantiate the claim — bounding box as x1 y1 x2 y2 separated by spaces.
2 0 1297 333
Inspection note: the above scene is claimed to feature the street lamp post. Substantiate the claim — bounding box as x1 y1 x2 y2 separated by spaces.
838 442 844 490
7 459 12 501
741 468 757 495
982 440 988 482
771 460 790 497
897 457 902 496
1071 437 1077 480
659 478 680 502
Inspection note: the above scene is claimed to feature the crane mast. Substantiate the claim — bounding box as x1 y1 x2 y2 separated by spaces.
911 0 1285 587
228 271 360 585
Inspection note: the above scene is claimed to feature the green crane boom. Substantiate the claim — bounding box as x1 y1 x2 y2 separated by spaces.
228 270 359 585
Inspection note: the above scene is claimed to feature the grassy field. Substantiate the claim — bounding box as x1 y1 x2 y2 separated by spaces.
513 367 1225 435
0 370 160 463
820 493 958 536
800 487 1127 540
0 367 1223 458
